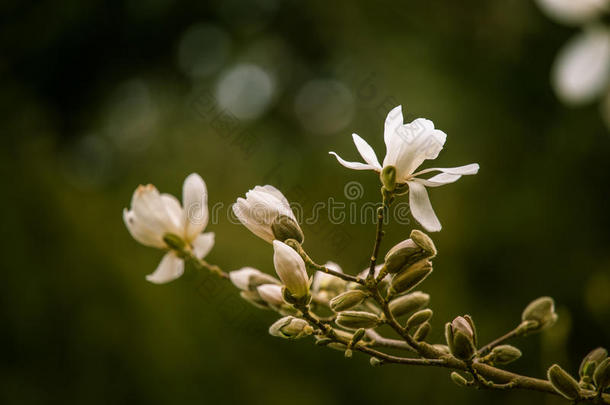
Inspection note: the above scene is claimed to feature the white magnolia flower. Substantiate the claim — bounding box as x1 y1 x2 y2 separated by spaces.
330 106 479 232
535 0 609 26
123 173 214 284
272 240 310 298
229 267 279 291
233 185 303 243
257 284 285 307
552 27 610 105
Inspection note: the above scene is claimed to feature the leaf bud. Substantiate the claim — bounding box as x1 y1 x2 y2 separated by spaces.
547 364 580 400
388 259 433 296
445 316 477 360
593 358 610 392
406 309 433 330
268 316 313 339
271 215 304 244
489 345 522 365
336 311 380 330
521 296 558 334
330 290 368 312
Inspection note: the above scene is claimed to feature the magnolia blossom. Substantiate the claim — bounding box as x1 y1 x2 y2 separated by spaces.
330 106 479 232
233 185 303 243
257 284 285 307
123 173 214 284
552 27 610 105
272 240 310 298
229 267 279 291
535 0 609 26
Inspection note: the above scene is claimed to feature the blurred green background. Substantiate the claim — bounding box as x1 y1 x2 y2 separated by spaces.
1 0 609 404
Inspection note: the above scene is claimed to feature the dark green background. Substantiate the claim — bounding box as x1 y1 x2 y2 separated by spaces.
1 1 609 404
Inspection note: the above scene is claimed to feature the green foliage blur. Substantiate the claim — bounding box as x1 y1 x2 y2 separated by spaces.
1 1 609 404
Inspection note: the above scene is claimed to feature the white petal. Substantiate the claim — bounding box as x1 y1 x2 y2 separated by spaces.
413 173 462 187
232 199 275 243
535 0 608 25
146 252 185 284
383 118 447 181
384 105 404 149
130 184 181 243
257 284 285 306
352 134 381 169
192 232 215 259
183 173 209 241
407 181 442 232
329 152 378 171
259 185 290 209
552 27 610 105
161 194 185 232
412 164 480 186
123 209 165 248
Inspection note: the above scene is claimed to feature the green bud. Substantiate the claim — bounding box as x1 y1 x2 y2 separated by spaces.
163 233 186 251
336 311 380 330
389 259 433 296
389 291 430 318
406 309 433 330
384 240 422 274
593 358 610 392
330 290 368 312
410 229 437 257
414 322 431 342
463 314 478 347
381 165 397 191
370 357 383 367
315 338 333 346
547 364 580 400
521 297 558 333
351 328 366 346
269 316 313 339
579 347 607 379
344 349 353 358
271 215 304 244
451 372 469 387
489 345 522 365
446 316 477 360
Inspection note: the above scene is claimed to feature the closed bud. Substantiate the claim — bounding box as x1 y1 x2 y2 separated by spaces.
521 297 558 333
579 347 608 379
330 290 368 312
593 358 610 392
446 316 477 360
230 267 279 291
351 328 366 346
381 165 397 191
406 309 433 330
451 372 469 387
163 233 186 251
414 322 431 341
336 311 380 330
239 290 268 309
384 231 436 274
273 240 310 298
271 215 304 244
547 364 580 400
269 316 313 339
256 284 285 307
370 357 383 367
389 259 433 296
410 229 437 257
389 291 430 318
489 345 522 365
315 337 333 346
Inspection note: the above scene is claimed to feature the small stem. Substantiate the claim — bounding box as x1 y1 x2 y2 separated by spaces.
367 191 390 280
365 330 417 353
476 327 521 357
285 239 364 285
183 250 229 279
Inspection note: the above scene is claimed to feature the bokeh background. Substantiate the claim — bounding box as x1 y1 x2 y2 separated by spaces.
1 1 609 404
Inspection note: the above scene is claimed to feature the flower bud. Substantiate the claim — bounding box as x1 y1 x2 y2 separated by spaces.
273 240 310 298
445 316 477 360
410 229 437 257
451 372 469 387
547 364 581 400
256 284 285 307
229 267 279 291
489 345 522 365
269 316 313 339
406 309 433 330
521 296 558 333
388 291 430 318
271 215 304 244
593 358 610 392
336 311 380 330
330 290 368 312
351 328 366 346
389 259 433 296
370 357 383 367
384 231 436 274
579 347 607 379
381 165 397 191
414 322 431 341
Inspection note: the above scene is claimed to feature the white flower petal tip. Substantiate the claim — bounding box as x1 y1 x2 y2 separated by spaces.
146 252 185 284
408 181 442 233
328 152 379 171
192 232 215 259
351 134 382 169
535 0 609 25
552 27 610 105
183 173 209 240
